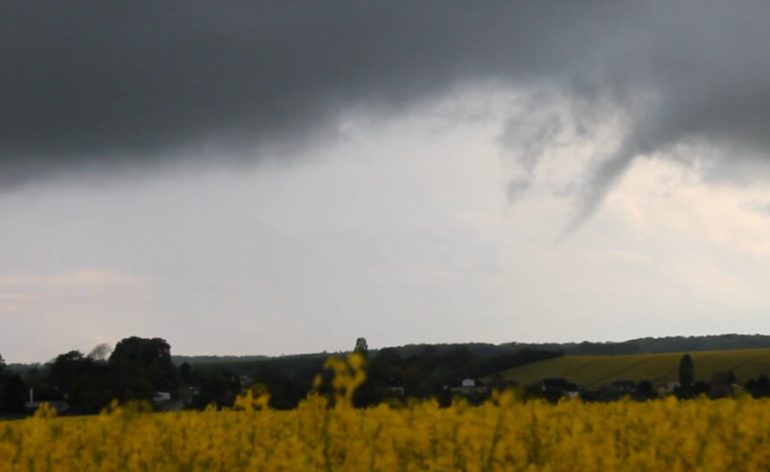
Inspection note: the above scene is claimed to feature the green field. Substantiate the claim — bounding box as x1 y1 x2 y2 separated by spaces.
492 348 770 388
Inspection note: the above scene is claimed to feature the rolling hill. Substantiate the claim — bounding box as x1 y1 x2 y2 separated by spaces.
491 348 770 388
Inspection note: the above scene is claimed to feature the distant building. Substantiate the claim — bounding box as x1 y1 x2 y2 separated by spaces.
153 391 172 402
449 379 489 396
657 382 680 396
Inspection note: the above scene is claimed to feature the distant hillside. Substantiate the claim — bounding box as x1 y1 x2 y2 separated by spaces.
491 348 770 388
173 344 526 367
505 334 770 355
172 334 770 367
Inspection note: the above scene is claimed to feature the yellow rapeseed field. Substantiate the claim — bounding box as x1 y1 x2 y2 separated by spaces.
2 354 770 471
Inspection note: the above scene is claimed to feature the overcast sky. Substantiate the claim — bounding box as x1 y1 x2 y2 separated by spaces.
5 2 770 362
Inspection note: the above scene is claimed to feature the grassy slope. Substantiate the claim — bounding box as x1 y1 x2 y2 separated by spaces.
492 348 770 388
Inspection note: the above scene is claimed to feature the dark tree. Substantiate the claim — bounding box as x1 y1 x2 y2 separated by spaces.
636 380 657 399
0 354 26 413
692 381 710 396
354 338 368 358
110 337 172 370
179 362 195 385
47 350 114 413
49 351 88 392
678 354 694 389
109 337 180 392
191 368 240 409
745 374 770 398
0 372 27 414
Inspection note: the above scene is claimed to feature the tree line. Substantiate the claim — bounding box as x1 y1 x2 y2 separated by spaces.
1 337 244 415
1 337 562 414
7 338 770 417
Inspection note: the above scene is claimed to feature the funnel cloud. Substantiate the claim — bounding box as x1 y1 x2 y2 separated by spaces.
3 2 770 223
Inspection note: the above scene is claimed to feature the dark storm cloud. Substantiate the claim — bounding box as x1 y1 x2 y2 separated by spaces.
4 1 770 222
1 0 568 184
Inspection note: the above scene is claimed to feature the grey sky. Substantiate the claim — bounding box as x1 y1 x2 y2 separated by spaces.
4 2 770 361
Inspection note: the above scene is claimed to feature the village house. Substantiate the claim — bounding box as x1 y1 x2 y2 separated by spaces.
657 382 680 396
449 378 489 396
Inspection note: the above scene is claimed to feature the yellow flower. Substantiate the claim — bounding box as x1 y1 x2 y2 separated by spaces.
4 359 770 471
